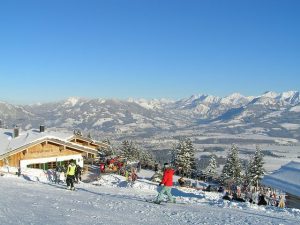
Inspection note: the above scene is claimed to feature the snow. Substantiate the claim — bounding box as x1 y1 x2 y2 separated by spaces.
0 128 74 155
280 123 300 130
128 98 174 110
262 91 279 98
290 105 300 112
263 111 283 119
279 91 299 104
64 97 80 106
220 93 252 105
0 170 300 225
93 118 114 127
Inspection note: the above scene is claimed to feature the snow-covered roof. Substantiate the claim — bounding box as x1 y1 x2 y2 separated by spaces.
0 128 74 156
262 161 300 197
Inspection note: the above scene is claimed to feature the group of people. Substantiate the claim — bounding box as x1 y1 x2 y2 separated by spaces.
99 157 126 175
151 163 287 208
65 160 81 190
49 160 82 190
222 186 286 208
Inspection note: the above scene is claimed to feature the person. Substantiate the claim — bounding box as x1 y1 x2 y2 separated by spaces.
75 164 82 183
258 194 267 206
278 194 286 208
178 176 185 187
232 192 246 202
154 163 159 172
131 167 137 183
154 163 176 204
223 191 232 201
218 186 225 193
100 163 105 174
204 185 211 192
66 160 76 190
55 166 61 184
137 161 141 173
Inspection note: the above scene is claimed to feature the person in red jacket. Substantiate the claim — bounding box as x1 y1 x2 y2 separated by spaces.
154 163 176 204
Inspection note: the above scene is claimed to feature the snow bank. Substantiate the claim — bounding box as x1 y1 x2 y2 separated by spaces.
91 174 158 191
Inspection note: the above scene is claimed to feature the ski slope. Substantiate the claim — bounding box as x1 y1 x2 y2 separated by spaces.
0 173 300 225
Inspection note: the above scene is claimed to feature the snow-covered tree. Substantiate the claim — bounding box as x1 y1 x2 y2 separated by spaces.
120 140 139 161
185 138 197 172
205 154 218 177
221 144 242 184
138 150 155 168
246 145 265 187
119 140 155 165
98 139 115 157
173 138 197 177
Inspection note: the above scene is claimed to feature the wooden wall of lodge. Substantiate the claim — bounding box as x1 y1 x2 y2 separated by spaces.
0 142 94 168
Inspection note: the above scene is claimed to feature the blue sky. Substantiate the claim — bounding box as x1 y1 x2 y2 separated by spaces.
0 0 299 104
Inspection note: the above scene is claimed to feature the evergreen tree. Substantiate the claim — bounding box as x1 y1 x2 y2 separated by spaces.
173 139 186 175
173 138 197 177
98 139 115 157
205 154 218 177
120 140 140 161
139 150 155 168
247 145 265 187
221 144 242 184
243 158 252 188
185 138 197 173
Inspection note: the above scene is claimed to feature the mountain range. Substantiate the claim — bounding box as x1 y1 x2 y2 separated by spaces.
1 91 300 143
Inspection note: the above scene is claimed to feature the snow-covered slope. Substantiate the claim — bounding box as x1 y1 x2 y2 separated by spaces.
1 172 300 225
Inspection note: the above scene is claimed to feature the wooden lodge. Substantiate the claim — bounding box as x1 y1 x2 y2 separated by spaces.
0 126 109 170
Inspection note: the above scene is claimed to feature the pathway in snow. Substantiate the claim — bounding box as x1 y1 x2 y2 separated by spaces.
0 176 300 225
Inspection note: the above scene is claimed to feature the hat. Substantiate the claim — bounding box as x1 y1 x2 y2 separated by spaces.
164 163 170 168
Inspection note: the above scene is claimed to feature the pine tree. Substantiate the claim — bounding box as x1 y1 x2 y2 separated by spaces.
185 138 197 173
98 139 115 157
173 138 197 177
247 145 265 187
205 154 217 177
139 150 155 168
173 139 186 176
221 144 242 184
120 140 140 161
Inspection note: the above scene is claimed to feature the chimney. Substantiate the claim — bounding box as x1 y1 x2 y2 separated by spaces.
40 125 45 133
13 126 19 138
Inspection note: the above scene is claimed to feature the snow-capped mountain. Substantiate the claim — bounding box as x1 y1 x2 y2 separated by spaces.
0 91 299 141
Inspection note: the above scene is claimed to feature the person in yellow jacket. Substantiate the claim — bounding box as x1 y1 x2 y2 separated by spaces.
66 160 76 190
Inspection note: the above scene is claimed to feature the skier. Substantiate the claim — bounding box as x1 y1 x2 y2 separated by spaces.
75 164 82 183
66 160 76 190
154 163 176 204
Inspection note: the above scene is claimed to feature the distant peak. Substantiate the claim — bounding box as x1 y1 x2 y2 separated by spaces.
64 97 80 106
225 93 244 99
262 91 279 98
